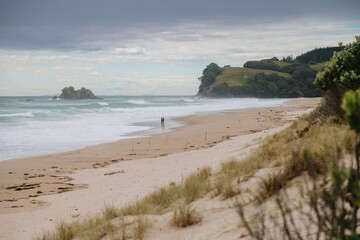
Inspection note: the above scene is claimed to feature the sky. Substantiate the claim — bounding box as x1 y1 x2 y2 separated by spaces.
0 0 359 96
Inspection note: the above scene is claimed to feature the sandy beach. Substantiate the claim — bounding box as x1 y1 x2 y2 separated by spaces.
0 98 320 239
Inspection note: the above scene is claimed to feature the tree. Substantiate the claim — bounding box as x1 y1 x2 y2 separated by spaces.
198 63 221 88
295 46 343 64
314 36 360 116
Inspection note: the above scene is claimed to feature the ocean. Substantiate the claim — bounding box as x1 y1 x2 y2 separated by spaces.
0 96 287 161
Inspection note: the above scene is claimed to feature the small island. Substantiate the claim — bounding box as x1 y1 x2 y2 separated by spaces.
54 86 102 100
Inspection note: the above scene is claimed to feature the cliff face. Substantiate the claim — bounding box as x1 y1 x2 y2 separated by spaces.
58 86 102 100
195 86 213 97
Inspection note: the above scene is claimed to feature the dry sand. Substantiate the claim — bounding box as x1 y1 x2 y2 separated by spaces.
0 98 320 239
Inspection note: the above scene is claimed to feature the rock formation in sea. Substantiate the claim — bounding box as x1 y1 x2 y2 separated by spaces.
57 86 102 100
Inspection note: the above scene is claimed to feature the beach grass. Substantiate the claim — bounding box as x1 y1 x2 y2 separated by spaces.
36 114 357 239
120 166 212 216
133 215 147 240
102 204 121 221
172 203 201 228
255 117 356 200
214 116 356 201
258 173 286 200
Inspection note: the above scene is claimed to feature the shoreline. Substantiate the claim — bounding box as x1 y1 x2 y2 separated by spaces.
0 98 320 239
0 97 287 162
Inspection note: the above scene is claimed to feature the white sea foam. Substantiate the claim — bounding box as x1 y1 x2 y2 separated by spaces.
0 96 287 160
96 102 109 106
125 99 149 105
0 112 34 118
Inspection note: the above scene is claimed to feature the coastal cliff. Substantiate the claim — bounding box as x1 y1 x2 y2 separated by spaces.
197 46 343 98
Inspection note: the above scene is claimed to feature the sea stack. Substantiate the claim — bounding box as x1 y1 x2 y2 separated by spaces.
57 86 102 100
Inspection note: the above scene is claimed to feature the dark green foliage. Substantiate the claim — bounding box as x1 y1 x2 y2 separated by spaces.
314 37 360 117
295 46 343 64
308 84 360 239
342 90 360 134
198 45 346 98
198 63 221 89
308 164 360 239
315 38 360 91
281 55 293 62
243 60 280 72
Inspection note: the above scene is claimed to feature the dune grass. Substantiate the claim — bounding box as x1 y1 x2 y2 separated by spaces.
214 116 356 201
120 167 212 216
255 117 356 200
172 203 201 228
36 114 356 240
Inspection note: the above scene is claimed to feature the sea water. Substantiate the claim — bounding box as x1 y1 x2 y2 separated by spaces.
0 96 287 160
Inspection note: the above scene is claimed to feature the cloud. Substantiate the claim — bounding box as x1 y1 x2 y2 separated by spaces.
0 0 359 51
114 47 148 55
55 78 83 84
0 0 359 95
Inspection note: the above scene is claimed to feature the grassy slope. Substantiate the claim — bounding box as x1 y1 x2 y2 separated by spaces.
214 60 328 88
309 61 329 72
214 67 291 87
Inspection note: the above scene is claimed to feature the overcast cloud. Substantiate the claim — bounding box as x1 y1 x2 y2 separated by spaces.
0 0 359 95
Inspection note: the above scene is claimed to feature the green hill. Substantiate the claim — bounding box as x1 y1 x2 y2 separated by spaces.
214 67 291 87
295 46 343 64
197 46 342 98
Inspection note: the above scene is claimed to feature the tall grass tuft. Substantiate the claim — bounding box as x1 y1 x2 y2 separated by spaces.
133 215 147 240
172 203 201 228
34 220 75 240
257 173 286 200
184 167 212 203
102 204 120 220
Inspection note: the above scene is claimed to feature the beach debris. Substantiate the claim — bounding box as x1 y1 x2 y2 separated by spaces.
58 187 72 193
3 199 17 202
104 170 125 176
296 126 310 139
31 200 48 206
92 162 109 168
222 136 231 140
6 183 40 191
10 205 24 208
27 174 45 179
